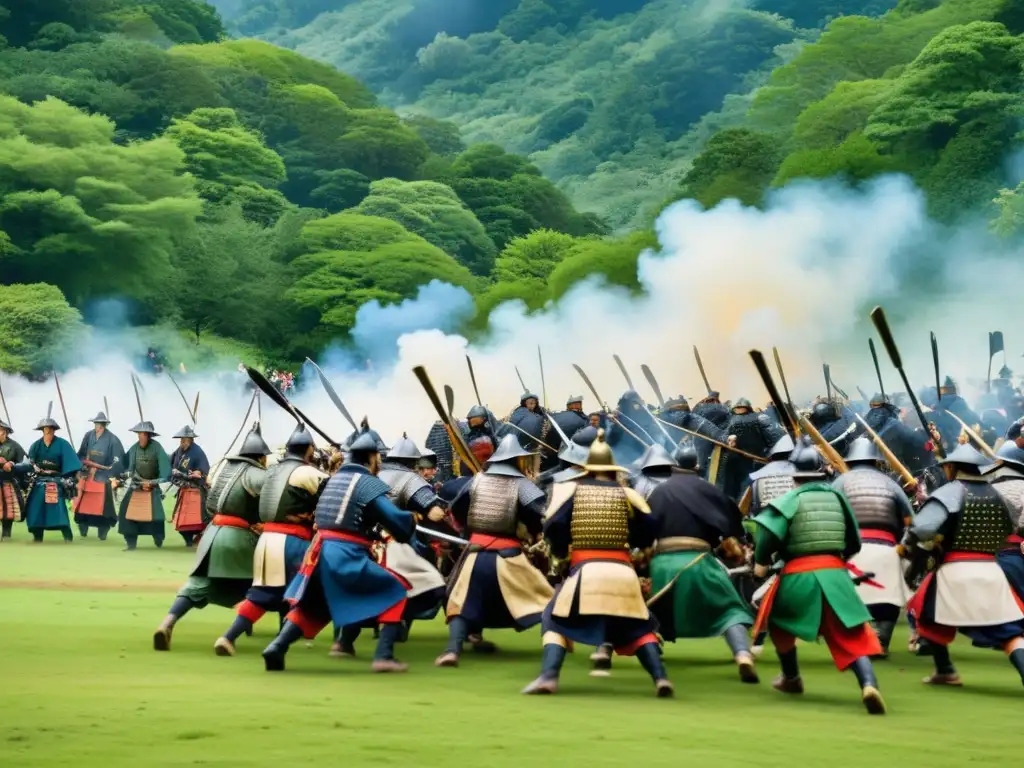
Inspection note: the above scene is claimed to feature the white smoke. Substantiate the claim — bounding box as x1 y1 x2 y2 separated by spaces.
2 174 1018 455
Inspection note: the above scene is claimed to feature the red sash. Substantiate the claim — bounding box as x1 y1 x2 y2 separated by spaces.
752 555 868 637
263 522 314 541
860 528 896 545
212 514 251 530
469 533 521 550
570 549 633 568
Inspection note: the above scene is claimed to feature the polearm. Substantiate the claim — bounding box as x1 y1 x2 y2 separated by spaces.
515 366 528 393
465 354 505 438
748 350 797 437
868 338 886 400
103 396 110 424
246 366 339 446
210 390 257 477
52 370 73 438
166 370 197 425
853 412 916 488
193 391 200 424
130 372 145 422
654 416 768 463
946 411 999 461
772 347 800 437
693 345 712 395
538 346 548 411
305 358 359 433
870 306 945 459
572 363 649 446
414 366 482 474
930 332 942 402
613 354 635 391
641 364 666 409
0 371 11 427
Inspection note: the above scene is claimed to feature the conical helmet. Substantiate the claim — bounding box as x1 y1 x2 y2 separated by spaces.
0 418 13 435
566 395 584 407
388 432 423 461
938 443 987 470
89 411 110 425
130 421 159 436
467 405 488 421
239 422 271 458
732 398 752 412
995 440 1024 471
639 443 676 471
173 425 198 440
285 423 316 454
844 437 881 465
584 429 626 474
488 434 534 464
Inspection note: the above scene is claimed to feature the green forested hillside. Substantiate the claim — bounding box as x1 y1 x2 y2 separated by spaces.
214 0 901 228
4 0 1024 376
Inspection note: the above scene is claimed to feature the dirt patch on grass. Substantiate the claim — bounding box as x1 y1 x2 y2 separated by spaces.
0 579 179 592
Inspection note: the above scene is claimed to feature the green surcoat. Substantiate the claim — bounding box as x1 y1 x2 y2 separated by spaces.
648 551 753 639
752 482 872 640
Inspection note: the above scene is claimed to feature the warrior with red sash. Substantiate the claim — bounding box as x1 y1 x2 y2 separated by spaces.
0 418 27 541
904 443 1024 687
153 424 270 651
262 427 417 673
74 412 124 540
751 437 886 715
831 438 915 657
214 424 326 656
523 430 672 697
114 422 171 550
169 426 210 547
436 434 552 668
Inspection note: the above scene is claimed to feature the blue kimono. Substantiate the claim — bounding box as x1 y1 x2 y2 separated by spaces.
24 436 82 532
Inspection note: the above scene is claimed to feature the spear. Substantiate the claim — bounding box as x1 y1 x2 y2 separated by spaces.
193 391 200 424
443 385 456 421
772 347 800 436
0 371 11 428
693 345 712 395
572 363 648 446
641 364 666 409
931 332 942 402
870 306 945 459
166 370 196 425
52 370 72 438
538 346 548 411
515 366 528 393
103 396 110 424
130 372 144 422
613 354 635 391
413 366 482 475
246 367 339 446
868 338 886 401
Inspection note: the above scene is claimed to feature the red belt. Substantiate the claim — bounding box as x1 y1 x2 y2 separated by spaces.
212 515 250 530
945 551 996 563
469 533 520 550
319 529 372 548
1007 534 1024 545
570 548 632 568
860 528 896 544
263 522 313 541
781 554 844 574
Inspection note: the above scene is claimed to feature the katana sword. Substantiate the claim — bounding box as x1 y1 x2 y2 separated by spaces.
416 525 469 547
613 353 635 391
641 364 666 409
693 345 712 395
166 370 197 424
305 358 359 432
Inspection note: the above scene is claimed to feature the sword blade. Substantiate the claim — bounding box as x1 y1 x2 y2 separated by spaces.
868 337 886 400
693 345 711 395
166 370 197 424
466 355 484 406
305 358 359 432
247 366 338 446
613 354 635 391
641 364 666 409
538 345 548 411
415 525 469 547
443 385 456 421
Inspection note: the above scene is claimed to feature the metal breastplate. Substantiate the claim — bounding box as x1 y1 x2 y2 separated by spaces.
786 491 847 557
379 465 429 510
570 484 631 550
467 474 519 536
314 469 391 535
755 473 795 507
208 459 260 520
949 481 1013 554
991 477 1024 531
259 458 304 523
842 470 900 532
133 446 159 480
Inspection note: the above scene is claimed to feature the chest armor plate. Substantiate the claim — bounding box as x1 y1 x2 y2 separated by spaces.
133 447 159 480
467 474 519 536
787 491 847 557
259 458 304 523
842 470 900 531
570 484 631 550
379 466 428 510
755 473 795 507
950 481 1013 554
208 459 261 522
314 470 391 536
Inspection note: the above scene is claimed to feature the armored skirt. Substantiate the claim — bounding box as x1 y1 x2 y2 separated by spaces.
74 479 117 526
172 487 207 534
177 520 258 608
285 534 410 638
446 536 553 630
753 555 880 669
648 551 753 640
25 479 73 531
1 479 24 522
849 533 909 609
907 553 1024 648
542 551 659 654
118 486 166 539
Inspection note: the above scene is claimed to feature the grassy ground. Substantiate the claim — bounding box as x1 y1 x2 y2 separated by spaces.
1 531 1020 767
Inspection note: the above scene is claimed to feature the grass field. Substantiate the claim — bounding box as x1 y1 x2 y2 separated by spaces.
2 531 1020 767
